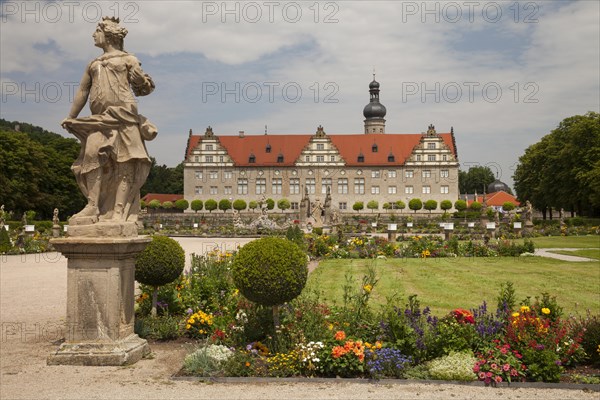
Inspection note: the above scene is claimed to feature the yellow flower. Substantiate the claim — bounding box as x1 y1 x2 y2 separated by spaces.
363 284 372 293
185 324 191 329
375 341 382 349
520 306 530 313
541 308 550 315
328 323 334 331
512 312 520 318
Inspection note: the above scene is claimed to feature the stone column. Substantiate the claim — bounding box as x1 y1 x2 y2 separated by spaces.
47 236 150 366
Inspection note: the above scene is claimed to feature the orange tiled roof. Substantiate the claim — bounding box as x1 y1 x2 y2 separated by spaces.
466 191 520 207
186 132 457 166
141 193 183 203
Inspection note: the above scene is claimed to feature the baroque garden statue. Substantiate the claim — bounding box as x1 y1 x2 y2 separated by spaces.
48 17 154 366
62 16 157 231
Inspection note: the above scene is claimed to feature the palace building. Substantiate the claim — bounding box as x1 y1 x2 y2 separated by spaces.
183 78 460 213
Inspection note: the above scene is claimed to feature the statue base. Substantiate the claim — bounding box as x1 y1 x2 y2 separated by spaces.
48 236 150 366
68 221 138 238
47 334 149 366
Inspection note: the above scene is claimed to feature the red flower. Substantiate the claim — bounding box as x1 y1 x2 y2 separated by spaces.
452 308 475 324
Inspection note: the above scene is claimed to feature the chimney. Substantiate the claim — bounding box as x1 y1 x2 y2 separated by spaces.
239 131 245 138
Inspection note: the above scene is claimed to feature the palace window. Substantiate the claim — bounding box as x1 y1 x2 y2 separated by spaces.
224 186 232 195
205 144 213 151
249 154 256 163
388 154 395 162
290 178 300 195
330 155 336 162
443 155 448 161
422 185 431 194
265 144 271 153
195 171 203 180
291 202 299 210
357 154 365 163
305 155 310 162
317 155 325 163
195 186 203 195
388 170 397 178
441 185 449 194
194 156 199 162
321 178 332 194
339 202 347 210
372 143 378 153
205 155 213 163
306 178 316 194
405 186 414 194
337 178 348 194
428 143 436 149
372 170 381 178
416 155 421 161
237 178 248 195
405 170 414 178
354 178 365 194
209 171 218 179
388 186 397 194
272 178 282 195
256 178 266 194
210 186 218 195
441 169 449 178
277 154 284 163
422 170 431 178
317 143 324 150
428 154 436 161
371 186 380 195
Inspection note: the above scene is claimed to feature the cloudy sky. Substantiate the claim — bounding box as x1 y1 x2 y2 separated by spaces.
1 0 599 188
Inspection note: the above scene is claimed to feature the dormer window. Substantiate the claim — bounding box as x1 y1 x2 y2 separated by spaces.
266 144 271 153
388 153 395 162
372 143 378 153
277 154 284 163
249 153 256 163
357 153 365 163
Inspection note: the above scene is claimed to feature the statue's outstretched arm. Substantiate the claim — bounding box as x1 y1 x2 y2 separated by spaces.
128 57 155 97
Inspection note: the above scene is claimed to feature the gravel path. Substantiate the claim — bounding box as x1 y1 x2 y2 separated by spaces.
534 248 599 262
1 238 598 400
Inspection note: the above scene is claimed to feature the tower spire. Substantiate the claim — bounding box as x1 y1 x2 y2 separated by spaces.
363 74 386 134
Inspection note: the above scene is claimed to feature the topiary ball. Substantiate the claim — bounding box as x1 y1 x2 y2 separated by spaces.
135 235 185 287
232 237 308 307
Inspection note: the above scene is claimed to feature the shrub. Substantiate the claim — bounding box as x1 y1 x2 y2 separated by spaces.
578 313 600 366
367 200 379 212
427 352 477 381
162 201 173 209
277 199 291 211
205 199 217 212
440 200 453 212
395 200 406 211
174 199 189 211
409 198 423 213
232 237 308 308
134 315 181 340
183 344 233 376
353 202 364 212
423 200 437 214
454 200 467 212
191 199 203 212
135 235 185 316
470 201 482 212
266 198 275 210
248 201 258 211
0 227 11 253
219 199 232 212
148 199 161 209
233 199 247 211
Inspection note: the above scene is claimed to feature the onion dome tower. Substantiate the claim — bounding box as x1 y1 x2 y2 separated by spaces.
363 74 387 134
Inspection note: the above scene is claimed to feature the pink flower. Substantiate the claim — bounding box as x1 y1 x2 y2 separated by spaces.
510 369 519 377
486 372 493 378
500 347 508 354
479 372 486 380
473 364 480 373
495 376 503 383
503 364 510 371
491 363 498 370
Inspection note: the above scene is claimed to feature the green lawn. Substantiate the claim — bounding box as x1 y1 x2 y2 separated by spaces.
548 249 600 260
526 235 600 248
306 257 600 317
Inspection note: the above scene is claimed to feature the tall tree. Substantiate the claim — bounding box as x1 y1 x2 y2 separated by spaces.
459 166 496 194
513 112 600 217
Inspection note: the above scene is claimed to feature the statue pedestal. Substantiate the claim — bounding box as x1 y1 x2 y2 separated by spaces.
47 236 151 366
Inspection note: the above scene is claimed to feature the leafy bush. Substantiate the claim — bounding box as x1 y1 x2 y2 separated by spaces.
427 352 477 381
134 315 181 340
174 199 189 211
205 199 217 212
135 235 185 316
191 199 203 212
232 237 308 307
0 227 11 253
578 313 600 366
366 347 412 379
233 199 247 211
183 344 233 376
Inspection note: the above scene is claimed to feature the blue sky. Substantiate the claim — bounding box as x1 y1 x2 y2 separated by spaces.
1 1 599 188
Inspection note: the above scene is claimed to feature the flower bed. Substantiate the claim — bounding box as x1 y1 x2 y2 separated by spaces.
134 247 599 384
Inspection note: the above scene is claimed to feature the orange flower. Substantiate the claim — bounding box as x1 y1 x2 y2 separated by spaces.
332 345 347 358
245 362 251 367
334 330 346 341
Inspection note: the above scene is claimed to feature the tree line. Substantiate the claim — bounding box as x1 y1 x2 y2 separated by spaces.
513 112 600 218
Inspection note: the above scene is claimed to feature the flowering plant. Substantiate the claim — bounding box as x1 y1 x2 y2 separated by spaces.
185 309 214 338
474 341 527 386
319 331 366 377
365 346 412 379
296 341 324 376
452 308 475 324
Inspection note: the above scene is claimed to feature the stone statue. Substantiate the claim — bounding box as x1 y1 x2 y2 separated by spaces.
52 208 60 226
494 209 500 224
310 199 325 227
21 212 27 227
61 17 157 228
560 208 565 226
0 205 5 229
525 200 533 223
